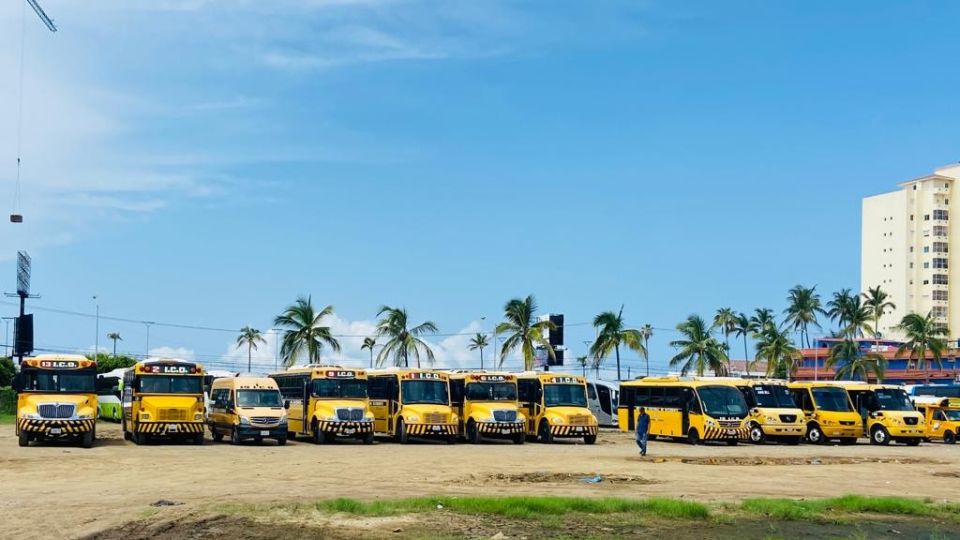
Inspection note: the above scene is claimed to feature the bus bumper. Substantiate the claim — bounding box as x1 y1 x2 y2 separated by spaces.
822 425 860 439
136 422 204 435
478 421 525 437
406 423 457 436
705 425 748 440
761 425 806 437
317 420 374 436
550 425 597 438
887 426 924 439
236 425 288 440
17 418 95 436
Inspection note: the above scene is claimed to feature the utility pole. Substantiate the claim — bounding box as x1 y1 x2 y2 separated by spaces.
92 295 99 362
2 317 14 357
144 321 154 358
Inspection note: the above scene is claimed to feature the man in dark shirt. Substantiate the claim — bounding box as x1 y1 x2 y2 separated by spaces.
635 407 650 456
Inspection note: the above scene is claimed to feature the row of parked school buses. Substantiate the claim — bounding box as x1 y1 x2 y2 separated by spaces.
12 355 599 448
616 377 960 446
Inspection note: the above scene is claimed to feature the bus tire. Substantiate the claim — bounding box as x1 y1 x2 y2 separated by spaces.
82 428 95 449
687 428 700 445
944 431 957 445
232 427 242 445
904 438 921 447
466 420 480 444
122 418 132 441
133 431 144 446
584 434 597 445
806 424 825 445
396 420 409 444
512 433 525 445
193 433 204 445
446 436 457 445
726 439 738 446
748 423 765 444
18 431 29 447
313 422 327 445
870 426 890 446
212 428 224 443
538 420 553 444
277 437 288 446
786 436 802 446
362 432 375 445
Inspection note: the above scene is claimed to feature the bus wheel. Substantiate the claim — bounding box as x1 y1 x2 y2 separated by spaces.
232 428 242 445
212 429 224 443
871 426 890 446
512 433 525 445
18 431 29 447
362 432 375 445
748 423 765 444
466 420 480 444
904 438 921 447
81 428 95 449
133 432 144 446
396 420 409 444
584 434 597 445
538 421 553 444
277 437 288 446
313 423 327 445
193 433 204 445
944 431 957 445
726 439 738 446
687 428 700 445
122 419 132 441
806 424 825 444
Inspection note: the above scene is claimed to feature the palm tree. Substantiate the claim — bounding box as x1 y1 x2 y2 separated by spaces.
755 325 800 379
669 315 729 376
896 312 949 383
732 312 752 375
576 355 588 377
236 326 267 372
374 306 438 368
496 295 555 370
862 285 896 340
749 308 776 336
468 333 490 369
713 308 737 356
590 305 646 381
827 339 886 382
827 288 854 334
107 332 122 357
361 337 377 368
783 285 824 348
640 324 654 377
273 296 341 368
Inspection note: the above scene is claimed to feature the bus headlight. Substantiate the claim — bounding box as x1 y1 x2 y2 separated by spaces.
765 416 778 424
194 413 204 421
22 412 41 420
77 414 93 420
405 414 421 423
550 416 566 425
705 419 717 428
240 416 250 425
279 414 288 424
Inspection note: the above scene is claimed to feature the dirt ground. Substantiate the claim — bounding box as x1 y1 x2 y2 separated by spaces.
3 422 960 539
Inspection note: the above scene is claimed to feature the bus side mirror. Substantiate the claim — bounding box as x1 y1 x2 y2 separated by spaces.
284 400 290 410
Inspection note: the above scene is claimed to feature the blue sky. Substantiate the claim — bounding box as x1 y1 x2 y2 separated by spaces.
1 1 959 376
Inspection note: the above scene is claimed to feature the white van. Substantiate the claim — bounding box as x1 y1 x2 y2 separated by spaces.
586 380 619 427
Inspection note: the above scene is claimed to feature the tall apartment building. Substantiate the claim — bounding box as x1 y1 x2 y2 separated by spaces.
862 163 960 340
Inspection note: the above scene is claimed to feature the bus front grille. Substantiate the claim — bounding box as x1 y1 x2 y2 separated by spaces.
336 408 364 421
38 404 75 419
719 420 741 429
424 413 446 424
251 417 280 425
904 417 919 425
569 415 591 425
779 414 797 423
158 408 188 421
839 421 857 426
493 410 517 422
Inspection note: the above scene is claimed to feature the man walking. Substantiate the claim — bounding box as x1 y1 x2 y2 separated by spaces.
635 407 650 456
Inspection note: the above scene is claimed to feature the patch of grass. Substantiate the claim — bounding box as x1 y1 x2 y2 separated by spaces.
741 499 819 521
0 413 14 425
314 496 710 521
742 495 959 522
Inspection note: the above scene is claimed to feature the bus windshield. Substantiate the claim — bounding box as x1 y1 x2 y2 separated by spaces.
945 410 960 421
137 375 203 394
402 380 448 405
811 387 853 412
698 386 747 417
752 385 797 408
22 370 95 393
312 379 367 399
544 384 587 408
911 385 960 398
874 388 915 411
237 389 283 407
465 382 517 401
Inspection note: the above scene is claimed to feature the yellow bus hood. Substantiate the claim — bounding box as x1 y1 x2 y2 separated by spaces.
19 393 96 417
544 406 596 425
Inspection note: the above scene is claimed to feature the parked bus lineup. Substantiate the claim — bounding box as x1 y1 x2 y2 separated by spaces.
12 355 960 449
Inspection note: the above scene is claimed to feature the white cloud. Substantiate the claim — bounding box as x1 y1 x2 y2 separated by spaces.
148 346 197 362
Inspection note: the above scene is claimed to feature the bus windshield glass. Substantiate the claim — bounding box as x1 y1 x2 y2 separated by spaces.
811 387 853 412
945 410 960 421
465 382 517 401
874 388 915 411
312 379 367 399
237 389 283 407
753 385 797 408
401 380 448 405
912 385 960 398
544 384 587 408
698 386 747 417
137 375 203 394
22 370 95 393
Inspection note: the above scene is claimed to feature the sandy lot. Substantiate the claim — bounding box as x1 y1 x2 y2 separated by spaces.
3 422 960 539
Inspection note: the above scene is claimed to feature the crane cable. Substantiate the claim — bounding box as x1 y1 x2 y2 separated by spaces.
12 0 27 217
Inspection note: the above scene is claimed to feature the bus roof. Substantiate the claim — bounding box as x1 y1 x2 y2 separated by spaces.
447 371 517 382
273 366 368 378
211 376 279 390
21 354 96 369
135 358 204 374
516 371 585 383
622 376 738 387
912 396 960 408
816 381 904 390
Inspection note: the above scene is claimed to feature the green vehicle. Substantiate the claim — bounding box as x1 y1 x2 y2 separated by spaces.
96 368 127 421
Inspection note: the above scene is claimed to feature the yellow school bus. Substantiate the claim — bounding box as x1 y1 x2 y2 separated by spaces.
270 365 374 444
723 378 806 445
618 377 748 445
448 371 525 444
823 382 924 446
912 396 960 444
13 355 98 448
787 382 861 444
368 368 457 443
517 372 598 444
122 359 206 445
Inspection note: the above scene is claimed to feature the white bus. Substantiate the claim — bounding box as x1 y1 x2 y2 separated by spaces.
586 380 619 427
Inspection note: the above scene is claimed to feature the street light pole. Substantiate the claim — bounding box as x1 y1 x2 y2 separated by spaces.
2 317 13 357
93 296 99 362
144 321 154 358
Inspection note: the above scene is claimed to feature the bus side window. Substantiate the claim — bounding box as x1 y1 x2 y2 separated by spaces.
684 388 702 414
934 410 947 421
450 380 464 405
385 377 399 401
648 387 665 408
633 387 650 408
517 380 534 403
368 377 386 400
587 383 597 401
663 387 683 409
